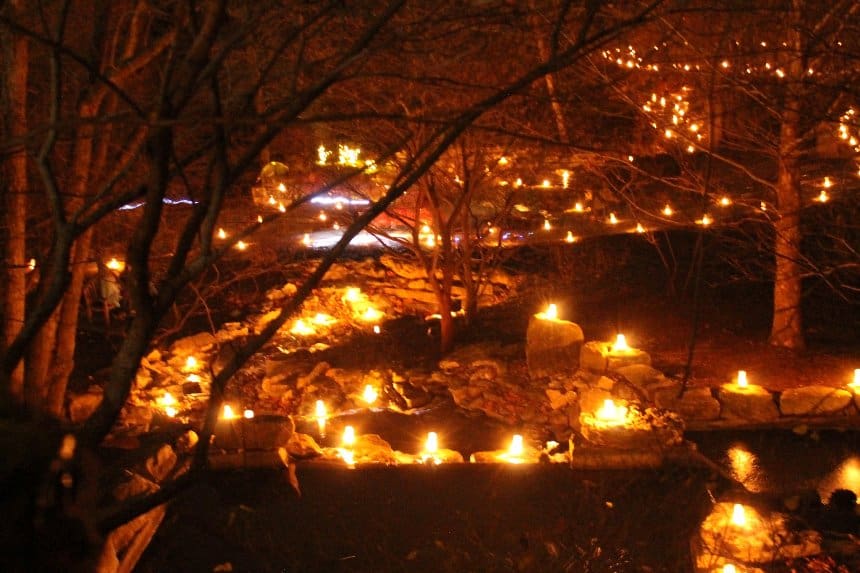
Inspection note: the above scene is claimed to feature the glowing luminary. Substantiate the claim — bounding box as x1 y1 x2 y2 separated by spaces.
537 303 558 321
852 368 860 389
312 313 335 326
106 258 124 271
543 219 551 231
565 231 576 243
723 564 737 573
217 228 227 239
574 202 584 212
221 404 237 420
235 240 247 251
561 170 570 188
318 212 327 222
662 204 673 216
372 325 381 334
301 234 312 247
243 409 255 419
823 176 833 188
344 287 362 303
425 432 439 454
635 223 645 233
186 373 202 383
611 333 630 353
342 425 356 447
185 356 199 371
737 370 748 388
158 392 177 407
697 214 713 226
257 215 263 224
609 213 619 225
360 307 384 323
719 196 732 206
291 319 314 336
731 503 747 527
508 434 524 457
362 384 378 405
542 179 551 188
165 406 177 418
595 399 628 426
816 190 830 203
315 400 327 436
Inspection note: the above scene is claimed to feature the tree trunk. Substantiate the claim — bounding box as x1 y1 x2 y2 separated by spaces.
1 0 29 404
770 0 806 350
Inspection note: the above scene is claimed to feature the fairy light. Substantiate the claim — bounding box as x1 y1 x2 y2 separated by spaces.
662 204 674 216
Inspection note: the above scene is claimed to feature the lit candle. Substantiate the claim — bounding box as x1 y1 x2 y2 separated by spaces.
222 404 237 420
315 400 327 437
595 399 628 425
635 223 645 233
737 370 748 388
574 202 584 212
361 307 383 322
508 434 524 457
165 406 177 418
611 333 630 353
342 425 356 447
372 325 381 334
730 503 746 527
543 219 551 231
722 565 736 573
344 287 361 302
662 204 673 216
243 409 255 419
106 258 124 271
362 384 378 405
185 356 198 370
217 228 227 239
565 231 576 243
235 240 247 250
609 213 618 225
851 368 860 389
543 303 558 320
425 432 438 454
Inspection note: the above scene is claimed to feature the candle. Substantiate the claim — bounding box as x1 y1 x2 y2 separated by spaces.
543 304 558 320
736 370 748 388
362 384 378 405
611 333 630 353
425 432 439 454
243 409 255 419
730 503 746 527
595 399 628 425
508 434 524 457
342 425 356 447
852 368 860 388
221 404 237 420
315 400 327 437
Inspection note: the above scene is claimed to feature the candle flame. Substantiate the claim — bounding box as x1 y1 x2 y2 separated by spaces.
596 399 628 425
662 204 673 216
612 333 630 352
508 434 524 457
816 190 830 203
236 240 247 251
360 307 384 322
737 370 748 388
574 202 584 212
217 228 227 239
344 287 362 303
165 406 177 418
362 384 378 405
609 213 618 225
158 392 177 407
543 219 551 231
851 368 860 389
722 565 737 573
731 503 747 527
243 409 255 419
290 319 315 336
185 356 198 370
342 425 356 447
106 258 124 271
543 304 558 320
222 404 237 420
565 231 577 243
425 432 439 454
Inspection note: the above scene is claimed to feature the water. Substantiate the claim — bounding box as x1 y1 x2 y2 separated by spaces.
298 404 860 502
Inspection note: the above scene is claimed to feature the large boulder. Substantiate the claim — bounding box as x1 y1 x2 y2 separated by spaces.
170 331 216 356
580 340 651 373
379 254 426 280
779 386 853 416
656 387 721 420
719 385 779 422
526 315 584 379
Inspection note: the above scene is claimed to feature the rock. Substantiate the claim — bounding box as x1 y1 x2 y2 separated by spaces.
779 386 853 416
614 364 665 388
719 385 779 422
580 340 652 373
286 432 323 459
145 445 177 482
596 376 615 390
383 288 437 306
697 502 821 568
379 254 426 279
577 387 613 416
213 415 294 451
170 331 216 356
438 360 460 371
526 315 584 379
545 389 571 410
114 472 158 500
297 362 331 390
407 279 427 290
656 387 721 420
68 390 103 423
261 375 292 399
450 384 485 407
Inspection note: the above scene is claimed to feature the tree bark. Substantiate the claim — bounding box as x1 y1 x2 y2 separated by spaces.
770 0 806 350
1 0 29 404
